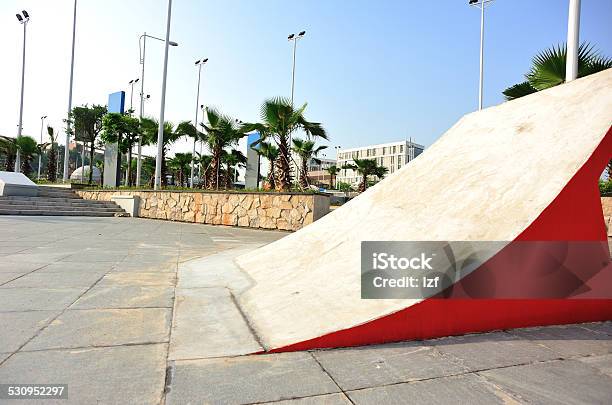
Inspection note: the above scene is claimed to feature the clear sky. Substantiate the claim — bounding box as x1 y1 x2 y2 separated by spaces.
1 0 611 159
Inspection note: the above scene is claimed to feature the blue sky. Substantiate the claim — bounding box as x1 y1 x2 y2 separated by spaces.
1 0 611 158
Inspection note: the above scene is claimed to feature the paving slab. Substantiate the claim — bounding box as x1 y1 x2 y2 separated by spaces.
0 270 105 289
169 288 261 360
347 374 515 405
98 272 176 287
0 272 26 285
166 352 340 405
72 285 174 309
111 262 178 273
37 261 115 273
579 321 612 336
431 331 560 371
0 311 60 353
0 288 88 312
509 324 612 357
480 359 612 404
313 342 466 391
259 393 353 404
1 251 73 263
0 344 167 405
0 261 47 273
23 308 171 350
578 353 612 377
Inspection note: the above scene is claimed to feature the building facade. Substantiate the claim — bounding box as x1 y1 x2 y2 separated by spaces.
336 140 424 187
290 154 336 187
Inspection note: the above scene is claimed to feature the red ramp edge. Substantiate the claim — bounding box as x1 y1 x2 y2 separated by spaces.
269 126 612 353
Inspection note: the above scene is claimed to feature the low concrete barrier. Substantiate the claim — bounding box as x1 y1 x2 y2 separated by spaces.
76 190 330 231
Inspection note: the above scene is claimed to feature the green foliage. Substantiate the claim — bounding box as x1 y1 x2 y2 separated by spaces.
168 152 193 186
600 180 612 196
0 135 18 171
16 135 39 176
503 42 612 100
343 158 388 192
292 138 327 188
336 181 353 192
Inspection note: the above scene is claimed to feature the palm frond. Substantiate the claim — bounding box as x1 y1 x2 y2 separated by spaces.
502 81 537 101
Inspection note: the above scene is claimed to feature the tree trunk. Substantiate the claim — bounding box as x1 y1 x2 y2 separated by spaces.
88 140 95 184
208 147 221 190
127 147 133 186
47 147 57 182
267 157 276 190
276 137 291 191
161 147 168 186
21 158 32 177
225 166 233 189
299 157 308 189
359 175 367 192
5 153 15 172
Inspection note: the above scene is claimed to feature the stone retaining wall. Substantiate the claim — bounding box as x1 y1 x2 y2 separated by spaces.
76 190 330 231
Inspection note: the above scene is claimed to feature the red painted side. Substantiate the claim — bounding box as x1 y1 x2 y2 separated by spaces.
270 126 612 353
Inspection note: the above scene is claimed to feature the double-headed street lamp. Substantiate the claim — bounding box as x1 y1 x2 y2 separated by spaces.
288 30 306 106
128 78 140 112
136 32 178 186
469 0 493 111
15 10 30 173
190 58 208 188
38 115 47 179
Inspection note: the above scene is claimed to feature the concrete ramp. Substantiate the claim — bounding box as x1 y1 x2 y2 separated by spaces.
236 69 612 352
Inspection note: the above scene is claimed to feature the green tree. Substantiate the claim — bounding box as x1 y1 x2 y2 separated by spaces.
343 158 388 192
70 105 107 183
241 97 327 191
0 136 18 171
221 149 246 189
200 108 246 190
15 136 39 177
168 152 193 187
193 152 212 189
253 141 279 190
40 126 59 182
326 165 340 189
140 118 188 187
503 43 612 100
291 138 327 189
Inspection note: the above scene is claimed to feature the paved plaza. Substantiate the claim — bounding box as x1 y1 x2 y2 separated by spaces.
0 216 610 404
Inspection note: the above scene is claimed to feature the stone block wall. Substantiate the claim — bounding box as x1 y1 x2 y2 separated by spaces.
76 190 330 231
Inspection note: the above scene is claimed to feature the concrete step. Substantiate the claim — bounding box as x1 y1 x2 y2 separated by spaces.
0 208 121 217
0 199 118 208
0 204 123 212
0 196 95 203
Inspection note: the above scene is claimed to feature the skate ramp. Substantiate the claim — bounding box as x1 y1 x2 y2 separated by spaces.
236 69 612 352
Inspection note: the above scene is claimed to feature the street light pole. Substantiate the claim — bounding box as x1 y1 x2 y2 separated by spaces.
190 58 207 188
15 10 30 173
469 0 493 111
288 30 305 106
38 115 47 179
136 33 177 187
128 78 139 112
566 0 581 82
64 0 77 182
154 0 173 190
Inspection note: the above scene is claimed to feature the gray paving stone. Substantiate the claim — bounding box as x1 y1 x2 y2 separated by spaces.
347 374 514 405
1 251 73 263
72 285 174 309
0 353 10 363
169 288 261 360
0 272 26 284
0 344 167 405
509 324 612 357
313 342 466 391
111 262 177 273
23 308 171 350
260 393 353 404
431 331 560 370
0 288 88 311
98 271 176 287
480 359 612 404
578 353 612 377
38 261 115 273
166 352 340 404
0 261 46 273
579 321 612 336
0 270 105 289
0 311 60 353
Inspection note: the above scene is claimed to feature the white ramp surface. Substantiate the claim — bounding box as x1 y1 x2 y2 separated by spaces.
235 70 612 351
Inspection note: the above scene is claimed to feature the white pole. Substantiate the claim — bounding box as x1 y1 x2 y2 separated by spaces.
566 0 581 82
154 0 173 190
38 116 45 179
15 19 28 173
136 34 146 187
478 1 485 111
190 62 203 188
64 0 77 182
290 39 297 106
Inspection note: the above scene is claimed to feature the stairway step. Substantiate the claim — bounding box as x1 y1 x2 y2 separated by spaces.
0 200 118 207
0 204 123 212
0 209 121 217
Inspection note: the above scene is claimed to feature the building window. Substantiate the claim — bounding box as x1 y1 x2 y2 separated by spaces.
400 145 404 153
392 146 396 154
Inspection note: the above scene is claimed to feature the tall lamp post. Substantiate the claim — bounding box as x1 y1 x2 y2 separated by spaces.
15 10 30 173
288 30 305 106
190 58 208 188
566 0 581 82
38 115 47 179
137 32 178 187
63 0 77 182
128 78 140 112
154 0 174 190
469 0 493 111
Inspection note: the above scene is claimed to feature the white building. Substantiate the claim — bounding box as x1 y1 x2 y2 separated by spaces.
336 140 424 187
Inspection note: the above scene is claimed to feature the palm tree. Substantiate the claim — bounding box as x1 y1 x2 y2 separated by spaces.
45 126 58 182
254 141 279 190
176 121 205 186
241 97 327 191
343 158 388 192
200 108 246 190
71 105 107 184
503 42 612 100
168 153 193 187
15 136 39 177
140 118 187 186
291 138 327 189
221 149 246 189
0 135 18 171
326 165 340 189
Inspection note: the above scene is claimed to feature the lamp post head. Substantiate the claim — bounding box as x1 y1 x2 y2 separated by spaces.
298 30 306 37
22 10 29 18
129 79 134 84
288 33 295 40
42 115 47 119
468 0 479 4
16 13 23 22
134 78 139 83
169 41 178 46
202 58 209 63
